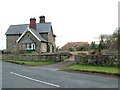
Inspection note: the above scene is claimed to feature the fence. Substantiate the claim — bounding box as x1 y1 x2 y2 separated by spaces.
2 54 62 62
75 54 119 67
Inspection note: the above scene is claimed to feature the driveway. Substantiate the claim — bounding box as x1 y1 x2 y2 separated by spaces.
39 60 74 70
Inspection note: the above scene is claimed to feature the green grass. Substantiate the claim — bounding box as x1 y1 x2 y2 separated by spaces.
63 64 119 75
5 60 55 66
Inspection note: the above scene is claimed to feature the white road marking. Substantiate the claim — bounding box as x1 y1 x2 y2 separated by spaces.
10 72 60 88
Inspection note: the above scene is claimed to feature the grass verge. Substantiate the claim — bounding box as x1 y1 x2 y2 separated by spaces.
62 64 120 76
5 60 55 66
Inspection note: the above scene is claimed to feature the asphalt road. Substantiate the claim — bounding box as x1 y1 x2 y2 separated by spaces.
2 61 119 88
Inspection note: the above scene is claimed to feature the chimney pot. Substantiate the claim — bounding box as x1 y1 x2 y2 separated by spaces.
39 16 45 23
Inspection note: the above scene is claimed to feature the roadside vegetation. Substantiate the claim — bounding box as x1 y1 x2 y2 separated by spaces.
5 60 55 66
62 64 119 76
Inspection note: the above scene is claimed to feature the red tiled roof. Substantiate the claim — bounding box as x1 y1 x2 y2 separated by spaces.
62 42 89 50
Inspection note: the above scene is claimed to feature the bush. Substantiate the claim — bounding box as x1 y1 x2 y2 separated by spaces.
68 48 74 51
1 50 11 54
76 46 89 51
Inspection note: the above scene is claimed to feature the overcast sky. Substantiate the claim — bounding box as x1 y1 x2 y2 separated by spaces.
0 0 119 49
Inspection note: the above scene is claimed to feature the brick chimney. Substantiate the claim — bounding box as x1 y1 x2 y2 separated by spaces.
39 16 45 23
29 18 36 30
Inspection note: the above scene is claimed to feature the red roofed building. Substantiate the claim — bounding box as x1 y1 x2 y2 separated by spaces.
62 42 89 51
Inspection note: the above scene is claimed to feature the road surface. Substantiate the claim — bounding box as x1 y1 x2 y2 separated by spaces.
2 61 119 88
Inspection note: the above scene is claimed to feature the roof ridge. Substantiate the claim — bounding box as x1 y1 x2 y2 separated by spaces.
10 22 51 26
10 24 28 26
36 22 51 24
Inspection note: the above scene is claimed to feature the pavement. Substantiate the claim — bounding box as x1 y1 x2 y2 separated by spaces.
2 61 119 88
